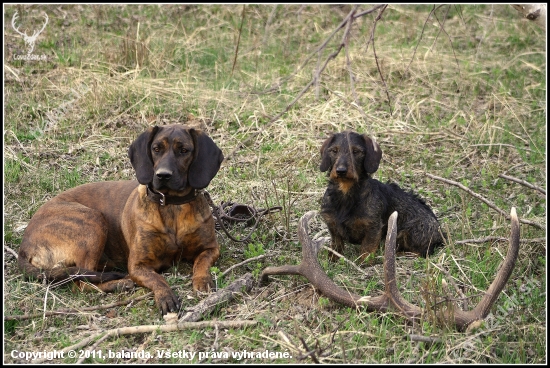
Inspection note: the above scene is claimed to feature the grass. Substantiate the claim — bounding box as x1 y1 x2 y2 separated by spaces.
3 4 546 364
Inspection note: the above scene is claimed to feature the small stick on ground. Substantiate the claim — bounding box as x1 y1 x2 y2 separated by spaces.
31 320 258 364
268 4 387 124
179 272 254 322
408 334 443 345
426 172 544 230
456 236 545 244
4 245 18 258
322 245 372 277
498 173 546 196
5 292 154 321
221 255 266 278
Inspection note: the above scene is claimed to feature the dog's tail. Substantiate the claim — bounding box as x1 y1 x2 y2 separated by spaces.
17 250 127 284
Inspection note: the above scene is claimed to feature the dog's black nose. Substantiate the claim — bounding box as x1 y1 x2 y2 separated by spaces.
156 169 173 181
336 167 347 176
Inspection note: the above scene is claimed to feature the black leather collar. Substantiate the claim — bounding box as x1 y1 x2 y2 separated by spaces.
146 185 198 206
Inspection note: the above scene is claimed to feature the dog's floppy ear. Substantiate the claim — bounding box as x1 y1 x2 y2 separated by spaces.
188 129 224 189
128 126 160 184
319 135 335 172
362 135 382 174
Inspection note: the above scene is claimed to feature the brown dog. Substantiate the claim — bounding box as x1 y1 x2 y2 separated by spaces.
17 124 224 315
319 131 445 261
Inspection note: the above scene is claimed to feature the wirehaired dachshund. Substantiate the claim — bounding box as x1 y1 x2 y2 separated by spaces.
320 131 445 262
18 124 224 315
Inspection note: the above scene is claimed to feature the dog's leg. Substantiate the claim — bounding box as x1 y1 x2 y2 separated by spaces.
321 213 346 262
128 259 181 315
358 221 384 263
192 246 220 291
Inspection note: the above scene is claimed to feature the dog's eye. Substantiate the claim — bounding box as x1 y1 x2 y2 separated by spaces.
153 146 160 153
180 148 188 154
330 148 338 154
352 149 362 155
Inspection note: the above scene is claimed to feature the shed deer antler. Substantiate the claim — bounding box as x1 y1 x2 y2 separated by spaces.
261 208 520 331
11 11 49 55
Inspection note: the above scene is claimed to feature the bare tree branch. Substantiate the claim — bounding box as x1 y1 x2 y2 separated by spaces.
30 320 257 364
5 292 154 321
269 5 361 124
404 5 437 77
498 173 546 196
369 4 393 115
230 4 246 78
426 172 544 230
430 5 461 75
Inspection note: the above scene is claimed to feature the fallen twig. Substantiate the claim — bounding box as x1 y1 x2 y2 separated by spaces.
5 292 154 321
455 236 545 244
269 5 360 124
498 174 546 196
408 334 443 345
256 5 385 97
31 320 257 364
322 245 371 277
179 272 254 322
426 172 544 230
4 245 18 259
221 255 267 278
230 4 246 77
369 4 393 115
430 5 461 75
404 5 437 76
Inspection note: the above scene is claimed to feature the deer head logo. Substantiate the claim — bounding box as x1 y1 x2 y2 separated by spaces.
11 11 49 55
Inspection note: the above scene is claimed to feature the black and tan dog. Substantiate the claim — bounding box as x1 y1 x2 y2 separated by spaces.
320 131 445 262
18 124 224 315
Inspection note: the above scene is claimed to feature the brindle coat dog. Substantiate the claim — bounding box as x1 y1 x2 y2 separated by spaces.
320 131 445 261
18 124 224 315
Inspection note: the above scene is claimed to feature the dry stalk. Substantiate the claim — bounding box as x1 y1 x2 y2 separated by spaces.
426 172 544 230
5 292 154 321
30 320 257 364
179 272 254 322
268 4 388 124
498 173 546 196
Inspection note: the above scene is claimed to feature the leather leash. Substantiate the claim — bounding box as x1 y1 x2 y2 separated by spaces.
203 190 282 243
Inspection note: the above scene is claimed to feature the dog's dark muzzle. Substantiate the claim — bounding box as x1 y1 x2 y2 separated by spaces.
335 166 348 177
153 168 186 191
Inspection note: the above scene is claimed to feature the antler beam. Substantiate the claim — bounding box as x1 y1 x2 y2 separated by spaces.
261 208 520 331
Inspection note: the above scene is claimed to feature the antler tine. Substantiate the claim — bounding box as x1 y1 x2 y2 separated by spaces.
34 12 49 37
11 11 25 37
444 207 521 331
383 211 423 320
261 211 389 310
261 208 519 331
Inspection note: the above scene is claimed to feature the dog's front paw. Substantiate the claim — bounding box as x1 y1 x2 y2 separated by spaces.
192 274 213 293
154 288 181 315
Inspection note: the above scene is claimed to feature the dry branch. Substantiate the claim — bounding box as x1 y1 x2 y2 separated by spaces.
269 5 360 124
498 173 546 196
426 172 544 230
179 272 254 322
30 320 257 364
4 292 154 321
268 4 388 124
221 255 267 278
369 4 392 115
231 4 246 77
456 236 545 244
